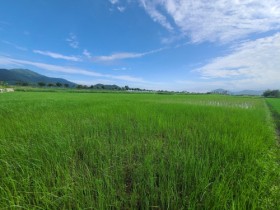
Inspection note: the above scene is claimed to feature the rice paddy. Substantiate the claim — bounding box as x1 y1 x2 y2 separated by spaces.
0 92 279 209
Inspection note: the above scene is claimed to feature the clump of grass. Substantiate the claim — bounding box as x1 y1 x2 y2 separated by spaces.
0 92 279 209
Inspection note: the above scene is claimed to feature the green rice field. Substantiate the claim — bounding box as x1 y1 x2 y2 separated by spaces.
0 92 279 209
266 98 280 113
266 98 280 138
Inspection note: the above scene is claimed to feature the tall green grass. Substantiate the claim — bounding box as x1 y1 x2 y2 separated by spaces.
266 98 280 114
266 98 280 138
0 92 279 209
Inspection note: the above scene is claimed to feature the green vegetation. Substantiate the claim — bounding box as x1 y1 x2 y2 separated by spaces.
267 98 280 113
0 93 279 209
266 98 280 137
263 89 280 98
0 81 8 88
0 68 75 86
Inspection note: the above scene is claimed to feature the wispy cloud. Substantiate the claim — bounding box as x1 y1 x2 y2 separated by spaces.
194 33 280 90
66 33 79 49
83 49 91 59
2 40 28 51
140 0 280 43
0 56 147 83
109 0 126 13
117 6 126 12
33 50 81 61
140 0 173 31
176 80 232 93
93 48 165 62
109 0 119 5
72 79 116 86
111 75 144 83
113 67 128 71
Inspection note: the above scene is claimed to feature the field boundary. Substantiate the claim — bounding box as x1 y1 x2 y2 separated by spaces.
267 102 280 143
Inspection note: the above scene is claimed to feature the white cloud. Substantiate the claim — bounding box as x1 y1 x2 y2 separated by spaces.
94 52 142 62
0 56 147 84
140 0 280 43
66 33 79 49
111 75 145 83
117 6 126 12
2 40 28 51
33 50 81 61
113 67 128 71
93 48 164 62
140 0 174 31
72 79 115 86
109 0 126 13
109 0 119 4
83 49 91 59
194 33 280 90
176 80 231 93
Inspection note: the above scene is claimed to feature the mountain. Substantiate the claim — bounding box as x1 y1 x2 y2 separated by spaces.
210 88 263 96
90 83 121 90
0 68 76 86
232 90 263 96
210 89 231 94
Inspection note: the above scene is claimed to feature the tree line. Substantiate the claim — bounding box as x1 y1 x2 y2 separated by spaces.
262 90 280 98
16 81 151 92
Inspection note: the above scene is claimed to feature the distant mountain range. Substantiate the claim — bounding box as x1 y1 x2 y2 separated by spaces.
211 89 264 96
0 68 76 86
0 68 266 95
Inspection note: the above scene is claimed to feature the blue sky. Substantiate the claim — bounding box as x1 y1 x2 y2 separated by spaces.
0 0 280 91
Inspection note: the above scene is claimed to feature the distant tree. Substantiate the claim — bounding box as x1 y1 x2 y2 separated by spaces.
263 89 280 98
125 85 129 90
48 83 54 87
56 82 62 87
263 90 271 97
22 82 29 86
64 83 69 88
0 81 8 87
76 84 83 89
38 82 46 87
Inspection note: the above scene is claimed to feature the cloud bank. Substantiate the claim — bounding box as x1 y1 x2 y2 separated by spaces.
194 33 280 90
0 56 146 83
140 0 280 42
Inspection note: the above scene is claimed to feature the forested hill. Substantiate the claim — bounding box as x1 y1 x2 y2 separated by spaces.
0 68 76 86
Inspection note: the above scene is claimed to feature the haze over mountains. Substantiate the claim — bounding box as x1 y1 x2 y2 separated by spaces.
0 68 76 86
211 89 263 96
0 68 264 95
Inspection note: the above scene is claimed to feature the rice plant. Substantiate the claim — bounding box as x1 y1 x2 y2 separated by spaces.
0 92 279 209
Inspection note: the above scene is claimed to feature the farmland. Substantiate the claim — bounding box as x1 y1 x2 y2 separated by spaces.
266 98 280 138
267 98 280 111
0 92 279 209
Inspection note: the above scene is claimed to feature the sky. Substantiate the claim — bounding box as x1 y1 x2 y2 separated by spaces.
0 0 280 92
